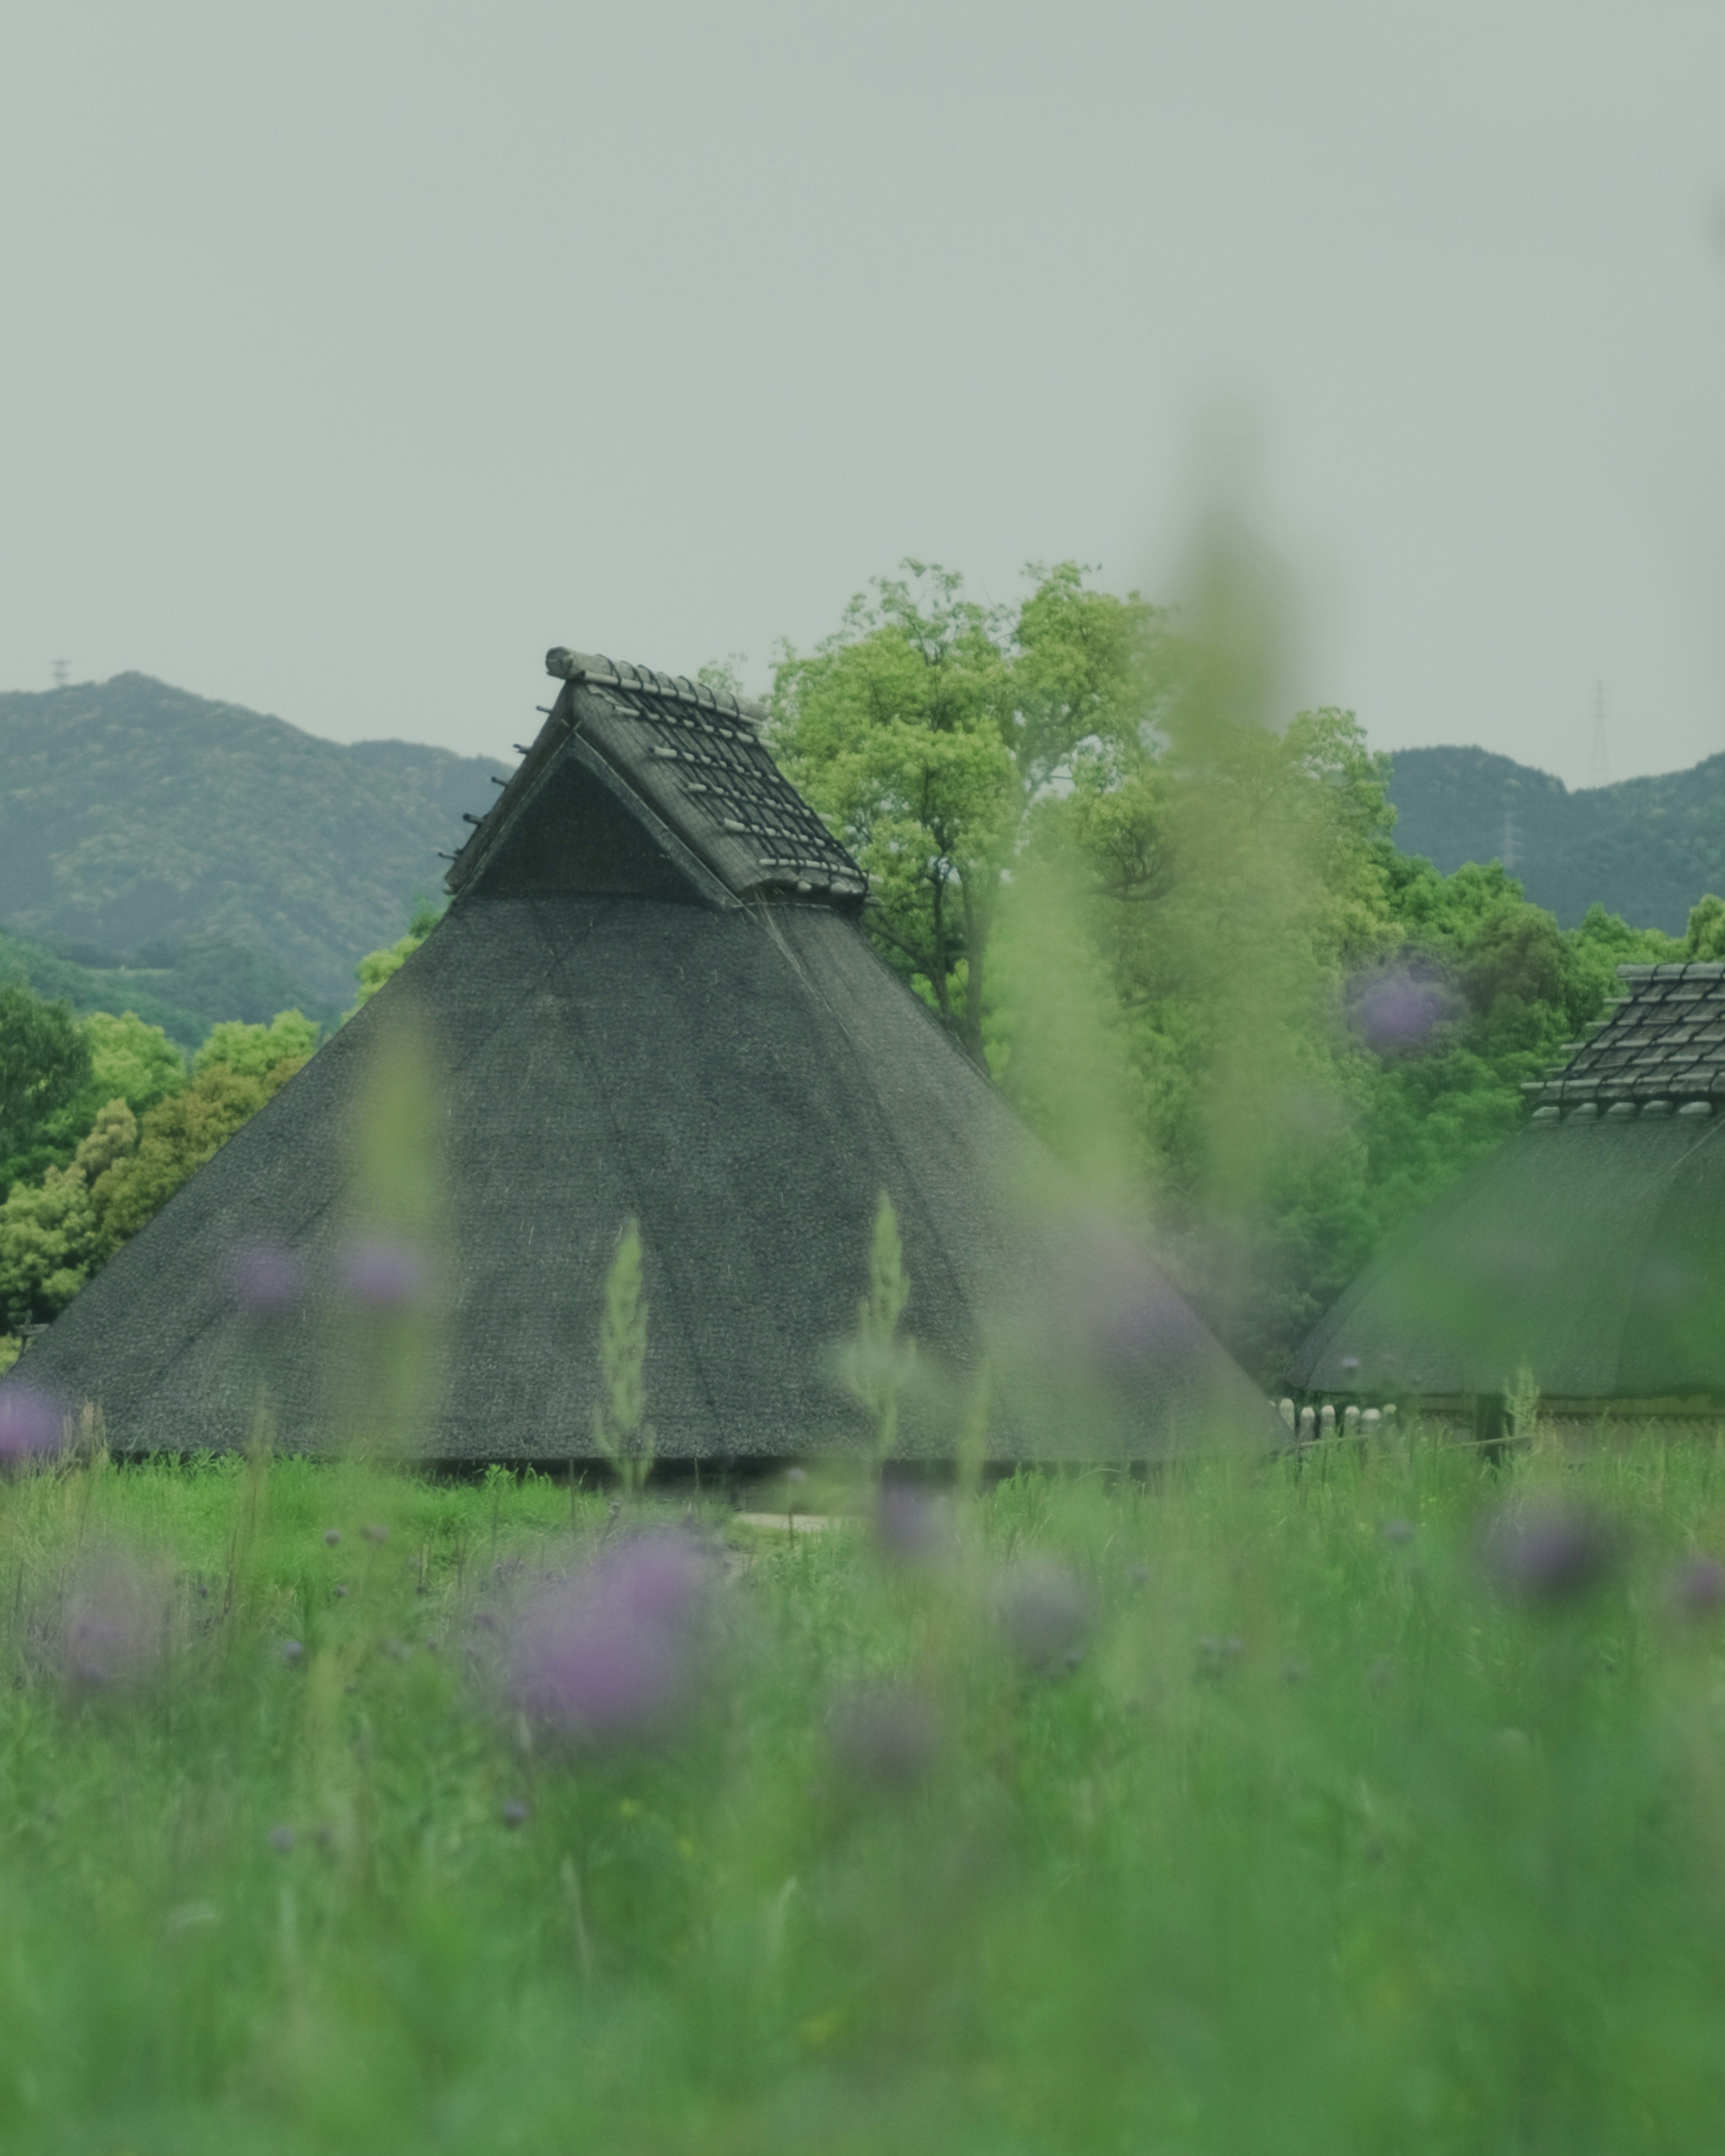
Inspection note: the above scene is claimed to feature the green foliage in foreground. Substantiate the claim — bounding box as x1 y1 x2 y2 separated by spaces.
1 1440 1725 2152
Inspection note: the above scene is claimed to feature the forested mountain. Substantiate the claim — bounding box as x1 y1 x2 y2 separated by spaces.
1387 745 1725 934
0 675 507 1037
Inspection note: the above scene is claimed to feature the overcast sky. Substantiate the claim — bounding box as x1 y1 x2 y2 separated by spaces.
4 2 1722 787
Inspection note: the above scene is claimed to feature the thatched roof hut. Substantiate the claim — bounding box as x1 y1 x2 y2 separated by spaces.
4 649 1272 1463
1290 963 1725 1418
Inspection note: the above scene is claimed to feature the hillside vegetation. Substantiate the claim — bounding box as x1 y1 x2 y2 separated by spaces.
0 675 506 1027
1387 744 1725 934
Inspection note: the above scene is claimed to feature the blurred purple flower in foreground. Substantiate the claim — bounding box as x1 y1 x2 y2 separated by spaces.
1350 964 1455 1056
1484 1501 1616 1603
62 1548 170 1689
874 1484 948 1565
340 1237 428 1311
228 1238 303 1317
0 1385 62 1465
830 1684 939 1790
1671 1556 1725 1619
1000 1563 1092 1671
504 1533 712 1746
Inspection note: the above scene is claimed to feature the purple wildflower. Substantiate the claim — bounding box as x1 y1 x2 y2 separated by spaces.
361 1523 389 1545
1484 1501 1616 1603
1671 1557 1725 1618
873 1484 947 1564
0 1385 63 1465
340 1237 428 1311
228 1238 303 1317
62 1549 169 1689
268 1827 295 1853
282 1638 304 1664
324 1528 342 1546
504 1532 712 1746
1381 1518 1416 1545
999 1564 1092 1672
830 1685 939 1790
1350 964 1455 1055
500 1799 530 1828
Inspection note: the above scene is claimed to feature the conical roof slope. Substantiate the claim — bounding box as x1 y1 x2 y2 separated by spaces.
4 651 1273 1461
1290 964 1725 1404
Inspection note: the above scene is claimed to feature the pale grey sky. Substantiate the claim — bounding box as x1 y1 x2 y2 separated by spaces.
4 2 1722 787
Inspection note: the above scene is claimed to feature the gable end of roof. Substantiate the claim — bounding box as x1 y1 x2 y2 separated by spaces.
446 648 867 910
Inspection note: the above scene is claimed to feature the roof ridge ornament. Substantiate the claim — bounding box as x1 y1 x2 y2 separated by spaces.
545 647 770 730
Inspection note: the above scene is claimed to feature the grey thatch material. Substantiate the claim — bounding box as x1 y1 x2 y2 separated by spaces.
3 651 1273 1461
1292 964 1725 1406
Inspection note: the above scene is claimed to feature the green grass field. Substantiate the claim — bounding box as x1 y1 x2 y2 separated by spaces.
1 1431 1723 2153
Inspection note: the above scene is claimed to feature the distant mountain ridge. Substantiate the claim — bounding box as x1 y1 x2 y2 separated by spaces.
1385 744 1725 934
0 674 508 1037
7 680 1716 1048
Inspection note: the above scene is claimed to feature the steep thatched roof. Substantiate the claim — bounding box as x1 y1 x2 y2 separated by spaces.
3 650 1273 1461
1291 965 1725 1403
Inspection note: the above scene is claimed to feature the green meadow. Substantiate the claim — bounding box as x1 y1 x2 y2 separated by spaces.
0 1433 1722 2154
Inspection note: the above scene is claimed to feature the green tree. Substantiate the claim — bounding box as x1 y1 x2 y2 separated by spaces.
0 983 92 1192
35 1011 187 1163
90 1055 306 1257
772 561 1167 1062
194 1009 319 1080
0 1164 96 1326
345 899 444 1020
84 1011 186 1118
1684 893 1725 961
780 554 1725 1377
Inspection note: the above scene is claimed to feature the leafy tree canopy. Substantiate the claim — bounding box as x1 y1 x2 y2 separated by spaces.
86 1057 304 1265
345 898 445 1020
1683 892 1725 961
782 555 1702 1378
771 561 1168 1062
0 983 92 1190
193 1010 320 1080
